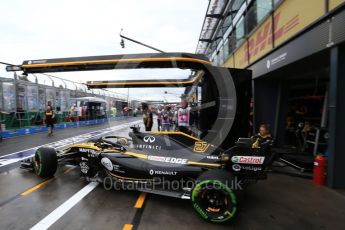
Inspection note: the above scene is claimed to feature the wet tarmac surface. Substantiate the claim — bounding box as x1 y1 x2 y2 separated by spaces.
0 119 344 230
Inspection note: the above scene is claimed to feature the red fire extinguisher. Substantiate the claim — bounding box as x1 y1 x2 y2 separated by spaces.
313 155 327 186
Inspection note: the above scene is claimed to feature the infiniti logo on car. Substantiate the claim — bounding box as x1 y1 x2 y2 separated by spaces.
143 136 155 143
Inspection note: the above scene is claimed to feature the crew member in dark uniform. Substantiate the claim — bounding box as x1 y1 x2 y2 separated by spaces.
252 124 272 148
142 103 153 131
45 105 55 136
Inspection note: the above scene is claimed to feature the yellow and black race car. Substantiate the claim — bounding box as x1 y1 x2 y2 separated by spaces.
24 126 276 223
11 52 277 223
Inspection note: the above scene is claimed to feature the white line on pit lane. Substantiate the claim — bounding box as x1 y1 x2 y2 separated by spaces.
0 127 110 158
0 120 142 168
30 182 99 230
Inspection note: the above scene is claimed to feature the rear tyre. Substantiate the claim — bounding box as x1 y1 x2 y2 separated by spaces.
191 170 238 223
34 147 57 177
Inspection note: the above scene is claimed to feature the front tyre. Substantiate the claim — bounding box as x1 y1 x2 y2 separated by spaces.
191 170 237 223
34 147 57 177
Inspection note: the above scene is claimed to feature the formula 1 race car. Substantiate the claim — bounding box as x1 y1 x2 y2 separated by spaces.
22 126 277 223
12 52 273 223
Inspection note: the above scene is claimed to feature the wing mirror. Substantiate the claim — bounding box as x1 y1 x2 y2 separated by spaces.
220 153 230 162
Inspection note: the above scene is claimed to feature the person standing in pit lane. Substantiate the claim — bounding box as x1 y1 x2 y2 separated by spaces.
45 105 55 137
142 103 153 131
156 105 163 131
172 107 178 131
161 105 172 131
177 99 192 134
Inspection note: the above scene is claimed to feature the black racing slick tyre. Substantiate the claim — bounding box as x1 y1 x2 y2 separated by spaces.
191 170 238 223
34 147 58 178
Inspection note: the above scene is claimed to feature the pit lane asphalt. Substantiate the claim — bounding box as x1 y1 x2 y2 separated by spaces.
0 117 140 157
0 119 344 230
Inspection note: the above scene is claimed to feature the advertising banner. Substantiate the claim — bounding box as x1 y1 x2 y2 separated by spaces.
234 42 248 68
225 0 326 69
247 16 273 64
274 0 324 47
329 0 345 11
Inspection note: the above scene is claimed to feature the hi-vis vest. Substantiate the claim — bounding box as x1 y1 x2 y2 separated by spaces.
178 107 190 127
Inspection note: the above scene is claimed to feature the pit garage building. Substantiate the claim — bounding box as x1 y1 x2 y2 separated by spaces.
196 0 345 188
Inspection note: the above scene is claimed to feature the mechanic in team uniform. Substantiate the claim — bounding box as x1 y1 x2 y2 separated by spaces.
252 124 272 148
177 99 192 134
172 107 178 131
161 105 172 131
142 103 153 131
45 105 55 137
156 105 163 131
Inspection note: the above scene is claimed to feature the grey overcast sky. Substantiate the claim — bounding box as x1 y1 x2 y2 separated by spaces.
0 0 208 102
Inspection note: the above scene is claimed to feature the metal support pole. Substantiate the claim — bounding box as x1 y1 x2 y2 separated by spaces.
321 88 328 128
120 29 165 53
313 89 329 155
328 45 345 188
127 88 130 117
13 72 17 112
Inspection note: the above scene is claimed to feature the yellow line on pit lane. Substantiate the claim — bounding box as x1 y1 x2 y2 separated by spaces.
20 178 55 196
122 224 133 230
20 167 76 196
122 192 147 229
134 192 147 209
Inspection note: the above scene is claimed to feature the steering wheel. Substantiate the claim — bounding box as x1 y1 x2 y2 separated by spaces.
101 136 126 150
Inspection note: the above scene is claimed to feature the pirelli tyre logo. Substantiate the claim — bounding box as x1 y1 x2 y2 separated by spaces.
194 141 210 153
231 156 265 165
